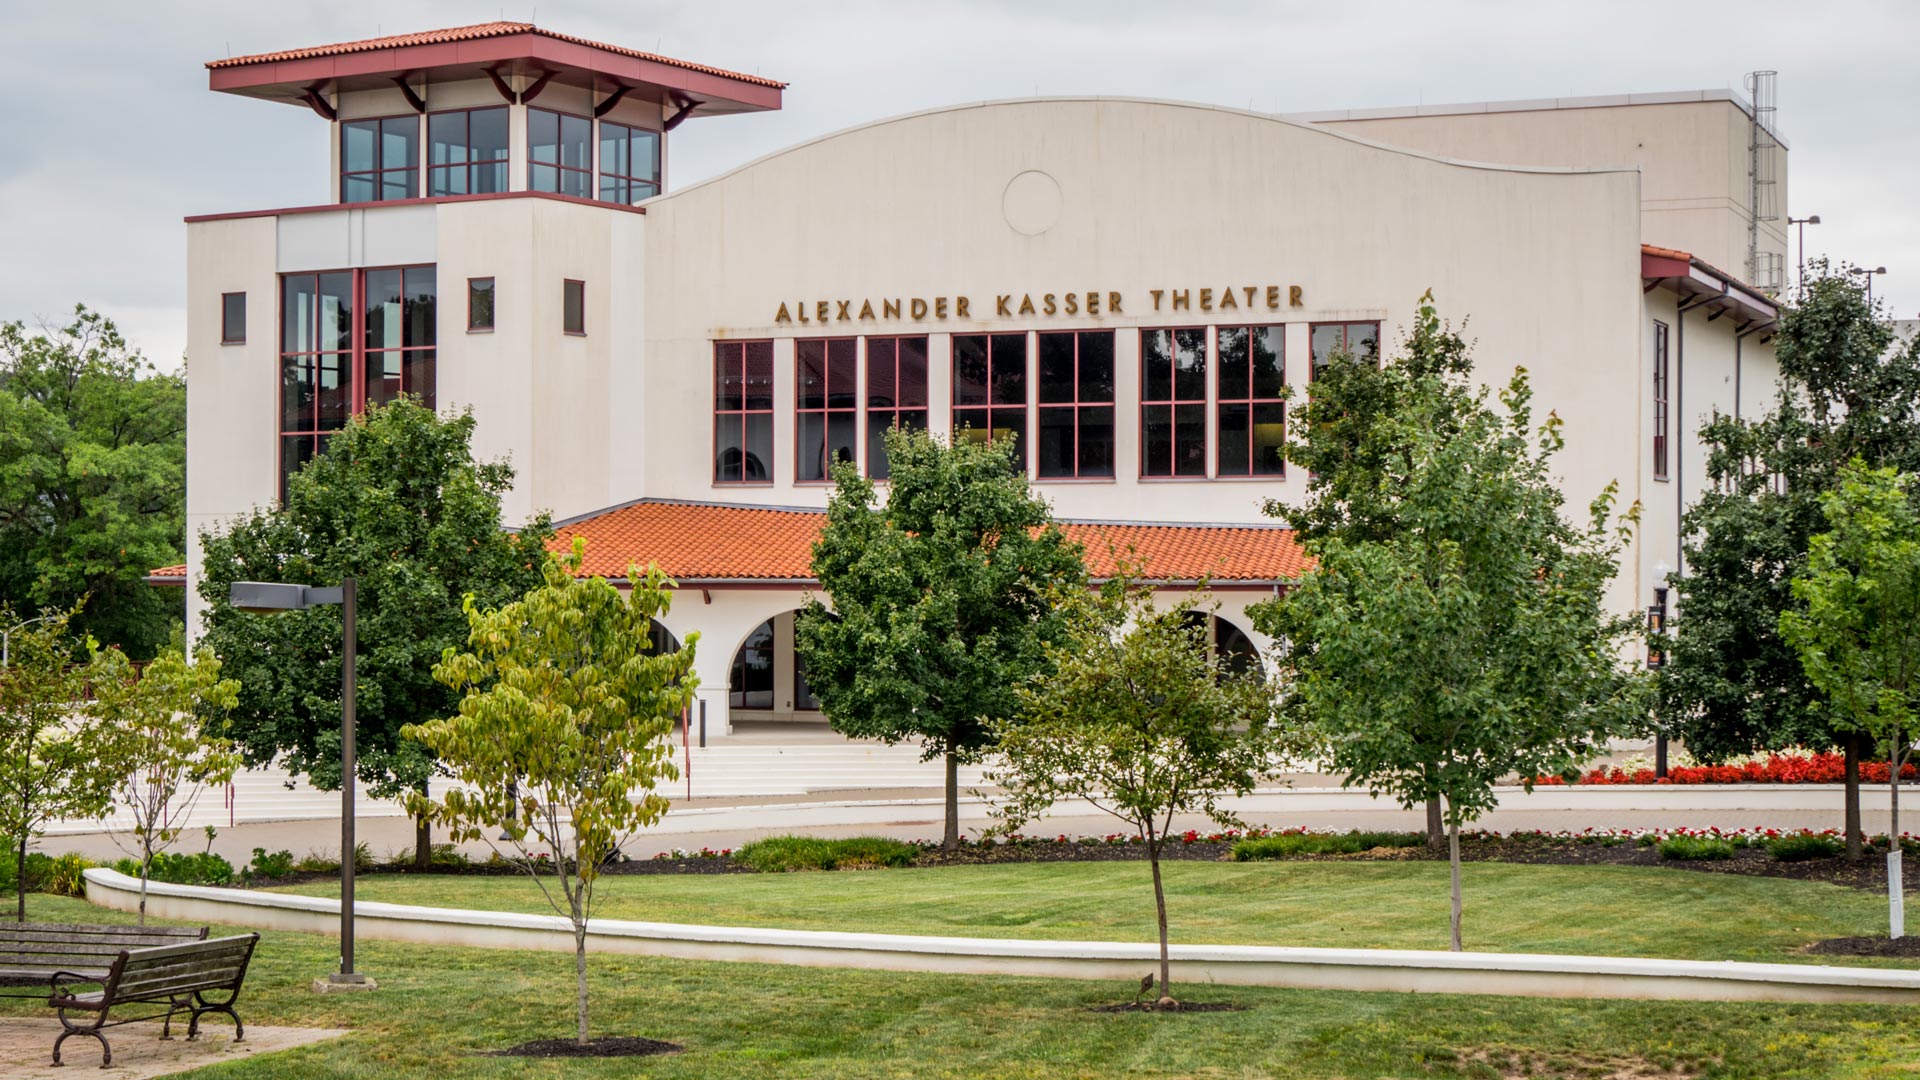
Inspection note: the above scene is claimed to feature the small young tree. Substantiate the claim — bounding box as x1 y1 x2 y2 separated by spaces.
0 606 116 921
91 641 242 924
403 545 696 1047
797 426 1087 853
1260 341 1651 951
1780 462 1920 938
987 564 1279 1004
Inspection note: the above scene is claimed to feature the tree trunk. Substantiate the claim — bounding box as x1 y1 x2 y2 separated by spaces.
1425 796 1444 852
1891 734 1904 940
138 835 153 927
1147 827 1171 1002
1447 814 1464 952
1846 733 1864 860
942 742 960 856
15 831 26 923
573 923 589 1046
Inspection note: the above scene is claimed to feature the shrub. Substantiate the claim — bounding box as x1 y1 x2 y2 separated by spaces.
1765 832 1843 861
734 835 920 872
1658 836 1736 861
113 851 235 886
243 848 296 881
429 843 470 867
42 853 95 897
1231 831 1424 861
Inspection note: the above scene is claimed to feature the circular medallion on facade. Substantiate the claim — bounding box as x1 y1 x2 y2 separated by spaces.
1002 169 1063 236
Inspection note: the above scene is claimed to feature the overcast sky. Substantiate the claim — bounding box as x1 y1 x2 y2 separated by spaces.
4 1 1916 368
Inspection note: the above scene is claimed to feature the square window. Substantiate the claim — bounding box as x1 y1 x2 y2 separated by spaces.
220 292 246 344
563 280 585 335
468 277 495 331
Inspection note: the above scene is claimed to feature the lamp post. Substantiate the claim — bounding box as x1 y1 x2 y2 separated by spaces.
1851 266 1888 308
228 578 374 992
1788 214 1820 291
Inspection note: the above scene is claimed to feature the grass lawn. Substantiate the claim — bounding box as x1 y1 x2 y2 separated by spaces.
5 892 1920 1079
272 860 1912 966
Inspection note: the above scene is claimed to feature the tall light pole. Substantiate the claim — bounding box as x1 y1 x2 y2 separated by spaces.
229 578 374 992
1788 214 1820 292
1851 266 1888 309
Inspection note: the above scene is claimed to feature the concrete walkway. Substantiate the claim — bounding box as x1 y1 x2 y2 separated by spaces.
0 1018 348 1077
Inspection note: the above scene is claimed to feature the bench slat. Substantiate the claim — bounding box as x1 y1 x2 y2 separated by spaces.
114 956 250 990
114 935 255 965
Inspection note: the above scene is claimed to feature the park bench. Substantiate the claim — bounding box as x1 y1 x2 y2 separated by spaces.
0 922 258 1067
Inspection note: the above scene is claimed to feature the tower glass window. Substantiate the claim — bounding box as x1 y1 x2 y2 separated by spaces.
340 116 419 202
1035 330 1115 478
796 337 858 482
598 121 662 204
426 107 509 196
1216 326 1286 477
952 333 1028 463
714 340 775 483
362 267 437 410
865 336 929 479
1653 320 1670 480
1140 327 1207 478
528 108 592 198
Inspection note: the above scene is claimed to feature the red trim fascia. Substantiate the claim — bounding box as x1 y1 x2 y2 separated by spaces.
208 34 783 111
1641 250 1692 280
184 189 645 224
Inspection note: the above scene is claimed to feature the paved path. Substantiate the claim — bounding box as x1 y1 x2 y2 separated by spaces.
0 1018 348 1077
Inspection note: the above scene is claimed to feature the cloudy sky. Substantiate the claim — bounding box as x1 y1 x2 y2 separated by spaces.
4 1 1916 367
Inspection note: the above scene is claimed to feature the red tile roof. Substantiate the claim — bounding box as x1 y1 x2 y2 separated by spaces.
206 21 786 89
146 564 188 586
548 499 1310 585
1641 243 1691 261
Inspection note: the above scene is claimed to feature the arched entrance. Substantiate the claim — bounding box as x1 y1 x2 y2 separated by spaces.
728 610 828 726
1182 612 1261 677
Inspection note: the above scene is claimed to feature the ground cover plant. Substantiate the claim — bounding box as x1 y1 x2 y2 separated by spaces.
6 892 1920 1079
270 858 1916 966
1659 836 1738 861
734 835 919 872
1232 831 1425 859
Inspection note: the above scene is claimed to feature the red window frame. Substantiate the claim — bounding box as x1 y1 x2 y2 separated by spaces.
1309 320 1381 380
951 333 1030 470
1139 326 1208 478
528 107 593 199
278 265 436 503
1653 320 1670 481
795 337 858 484
339 114 419 203
425 106 510 196
865 335 930 479
361 266 437 413
220 292 247 345
1216 325 1288 478
563 279 586 335
713 340 775 485
597 120 662 205
467 277 494 332
1035 330 1115 479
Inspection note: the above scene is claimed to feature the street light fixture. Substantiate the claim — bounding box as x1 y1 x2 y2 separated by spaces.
1850 265 1888 308
1788 214 1820 291
228 578 374 992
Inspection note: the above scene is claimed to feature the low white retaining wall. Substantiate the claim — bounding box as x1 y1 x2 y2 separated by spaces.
82 868 1920 1005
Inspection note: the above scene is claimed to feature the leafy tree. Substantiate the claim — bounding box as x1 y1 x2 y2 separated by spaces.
1258 311 1651 951
404 545 696 1046
0 605 118 920
1663 261 1920 857
796 427 1088 853
0 307 185 658
1780 462 1920 937
198 399 552 868
987 564 1279 1004
91 640 242 924
1267 294 1473 849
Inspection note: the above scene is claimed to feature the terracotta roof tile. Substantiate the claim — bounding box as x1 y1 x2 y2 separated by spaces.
206 21 787 89
146 564 188 586
1641 243 1692 261
547 499 1310 585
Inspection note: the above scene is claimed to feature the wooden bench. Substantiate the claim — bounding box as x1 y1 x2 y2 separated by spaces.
0 922 209 997
0 923 258 1068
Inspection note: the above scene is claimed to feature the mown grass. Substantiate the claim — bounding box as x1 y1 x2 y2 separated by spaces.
734 834 921 872
273 859 1912 966
5 892 1920 1079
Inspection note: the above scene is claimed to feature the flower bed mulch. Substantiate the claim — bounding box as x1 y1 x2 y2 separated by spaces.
1805 935 1920 958
482 1035 682 1058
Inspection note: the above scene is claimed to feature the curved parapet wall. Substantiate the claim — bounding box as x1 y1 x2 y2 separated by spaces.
82 868 1920 1005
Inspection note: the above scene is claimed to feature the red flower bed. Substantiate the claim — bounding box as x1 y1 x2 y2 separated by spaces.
1536 752 1920 786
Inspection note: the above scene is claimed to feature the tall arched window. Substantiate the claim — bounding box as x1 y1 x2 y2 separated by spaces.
730 619 775 709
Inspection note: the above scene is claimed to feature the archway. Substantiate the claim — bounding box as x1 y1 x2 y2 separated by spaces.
1182 612 1260 677
727 610 828 726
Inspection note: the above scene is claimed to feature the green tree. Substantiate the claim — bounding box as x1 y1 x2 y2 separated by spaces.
796 427 1088 853
404 545 696 1046
1663 261 1920 857
0 307 185 658
0 605 118 920
91 640 242 924
988 564 1279 1004
1268 294 1474 849
1780 462 1920 937
1258 318 1650 951
198 399 552 867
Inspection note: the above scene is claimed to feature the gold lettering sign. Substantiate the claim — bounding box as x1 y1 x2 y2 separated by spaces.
775 285 1304 323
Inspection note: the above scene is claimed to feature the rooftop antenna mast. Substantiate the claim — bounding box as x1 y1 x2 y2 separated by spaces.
1745 70 1783 294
